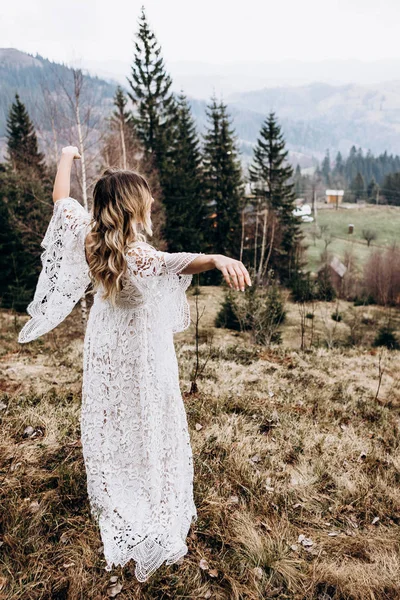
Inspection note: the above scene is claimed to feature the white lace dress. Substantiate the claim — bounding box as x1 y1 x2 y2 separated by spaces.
18 197 203 581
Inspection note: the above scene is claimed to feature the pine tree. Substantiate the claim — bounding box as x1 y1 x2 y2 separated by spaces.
345 146 358 182
334 151 344 176
161 91 207 252
5 93 46 178
248 111 304 284
367 177 379 203
294 164 302 196
0 167 53 310
321 149 331 185
201 95 244 260
351 171 365 200
126 6 178 185
1 95 53 307
382 172 400 206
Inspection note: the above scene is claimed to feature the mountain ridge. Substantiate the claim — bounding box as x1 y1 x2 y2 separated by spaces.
1 48 400 166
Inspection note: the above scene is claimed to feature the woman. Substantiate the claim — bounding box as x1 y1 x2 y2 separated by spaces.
18 146 252 581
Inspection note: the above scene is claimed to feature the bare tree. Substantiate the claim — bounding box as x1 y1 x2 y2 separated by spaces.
322 232 333 253
363 244 400 307
39 63 110 325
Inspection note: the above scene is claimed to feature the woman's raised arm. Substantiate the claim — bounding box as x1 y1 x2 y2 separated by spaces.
52 146 81 203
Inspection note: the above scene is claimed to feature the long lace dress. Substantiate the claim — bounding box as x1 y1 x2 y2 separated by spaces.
18 197 203 581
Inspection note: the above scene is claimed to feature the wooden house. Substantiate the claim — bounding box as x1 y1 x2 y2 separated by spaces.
325 190 344 205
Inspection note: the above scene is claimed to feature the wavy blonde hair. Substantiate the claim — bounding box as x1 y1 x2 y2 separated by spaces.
85 168 153 305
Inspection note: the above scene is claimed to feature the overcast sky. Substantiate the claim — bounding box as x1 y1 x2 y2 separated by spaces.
1 0 399 66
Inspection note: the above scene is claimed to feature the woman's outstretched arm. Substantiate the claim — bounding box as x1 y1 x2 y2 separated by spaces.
180 254 252 292
52 146 81 203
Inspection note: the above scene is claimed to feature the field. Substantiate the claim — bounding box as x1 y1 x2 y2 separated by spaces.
301 204 400 272
0 287 399 600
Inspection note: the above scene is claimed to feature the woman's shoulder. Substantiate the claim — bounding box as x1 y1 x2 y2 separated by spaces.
125 241 166 276
126 240 159 255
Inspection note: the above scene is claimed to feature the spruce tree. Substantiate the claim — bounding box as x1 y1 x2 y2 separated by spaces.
161 91 207 252
0 168 53 310
294 164 302 196
382 172 400 206
334 151 344 177
201 95 244 260
321 149 331 185
1 96 52 308
126 6 178 184
5 93 46 178
345 146 359 182
201 95 221 253
351 171 365 200
248 111 304 284
367 177 379 203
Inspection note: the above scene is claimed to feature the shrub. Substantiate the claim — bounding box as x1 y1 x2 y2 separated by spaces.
215 289 242 330
315 265 336 301
373 326 400 350
331 312 342 322
353 294 375 307
264 284 286 326
290 271 316 302
216 283 286 346
255 284 286 345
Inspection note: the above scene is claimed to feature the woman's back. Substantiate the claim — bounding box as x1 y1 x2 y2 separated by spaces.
90 240 201 335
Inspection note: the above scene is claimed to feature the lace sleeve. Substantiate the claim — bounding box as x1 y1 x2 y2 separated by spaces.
127 243 202 277
127 242 204 332
18 197 92 344
163 250 205 332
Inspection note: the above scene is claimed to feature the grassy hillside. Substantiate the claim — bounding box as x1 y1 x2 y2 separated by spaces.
1 288 399 599
302 204 400 272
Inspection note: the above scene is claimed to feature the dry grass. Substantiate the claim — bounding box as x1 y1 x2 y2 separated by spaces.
0 287 399 599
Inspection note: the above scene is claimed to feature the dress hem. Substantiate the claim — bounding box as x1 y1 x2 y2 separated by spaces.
102 512 198 582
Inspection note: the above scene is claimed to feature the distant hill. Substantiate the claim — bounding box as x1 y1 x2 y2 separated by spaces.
0 48 116 161
1 48 400 169
226 81 400 162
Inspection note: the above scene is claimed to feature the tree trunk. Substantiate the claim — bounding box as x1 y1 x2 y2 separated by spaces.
253 200 260 274
261 211 276 281
256 207 268 285
240 205 245 262
120 120 127 170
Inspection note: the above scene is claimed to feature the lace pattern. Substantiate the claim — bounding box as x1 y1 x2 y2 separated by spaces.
17 196 203 581
18 197 91 343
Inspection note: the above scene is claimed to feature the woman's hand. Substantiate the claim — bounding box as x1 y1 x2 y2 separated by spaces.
61 146 81 160
213 255 252 291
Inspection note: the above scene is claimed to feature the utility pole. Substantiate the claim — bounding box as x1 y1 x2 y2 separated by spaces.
312 183 318 223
